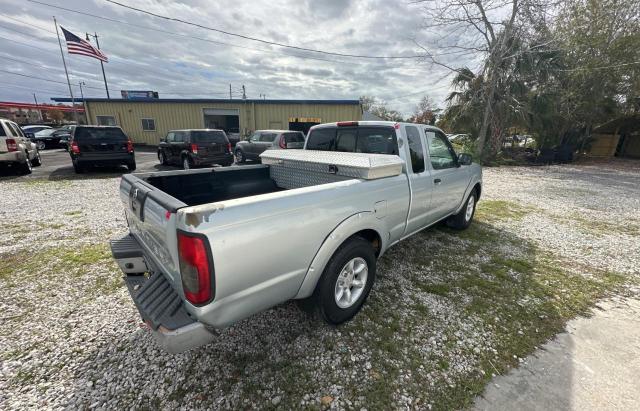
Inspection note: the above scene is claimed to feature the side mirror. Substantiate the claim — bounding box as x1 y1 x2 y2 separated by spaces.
160 138 166 143
458 153 473 166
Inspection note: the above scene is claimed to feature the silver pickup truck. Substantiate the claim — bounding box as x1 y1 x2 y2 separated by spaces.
110 121 482 353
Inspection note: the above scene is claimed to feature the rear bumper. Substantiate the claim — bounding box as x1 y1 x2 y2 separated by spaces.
73 153 134 165
193 153 233 166
0 151 26 164
110 235 216 353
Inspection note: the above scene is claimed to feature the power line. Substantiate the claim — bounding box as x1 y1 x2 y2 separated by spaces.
0 13 56 34
104 0 423 60
24 0 399 65
0 80 68 95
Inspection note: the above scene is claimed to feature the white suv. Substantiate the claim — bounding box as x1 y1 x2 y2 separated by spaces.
0 118 42 174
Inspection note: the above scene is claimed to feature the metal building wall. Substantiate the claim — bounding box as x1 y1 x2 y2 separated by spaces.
85 101 362 145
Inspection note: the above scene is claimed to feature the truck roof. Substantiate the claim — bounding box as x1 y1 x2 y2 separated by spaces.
311 121 444 133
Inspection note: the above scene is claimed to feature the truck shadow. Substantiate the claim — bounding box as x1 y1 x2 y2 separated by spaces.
59 216 610 409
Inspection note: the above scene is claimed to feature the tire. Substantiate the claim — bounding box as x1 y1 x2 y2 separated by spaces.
158 151 167 165
182 156 190 170
235 149 245 163
127 161 137 171
36 140 46 151
73 160 84 174
31 151 42 167
446 189 477 230
314 236 376 325
20 155 33 175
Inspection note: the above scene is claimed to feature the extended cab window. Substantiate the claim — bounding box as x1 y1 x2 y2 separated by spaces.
428 131 457 169
191 130 227 144
405 126 425 173
75 127 128 142
306 126 398 155
0 123 6 136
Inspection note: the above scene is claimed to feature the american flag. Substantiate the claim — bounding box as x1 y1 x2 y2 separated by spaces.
61 27 108 62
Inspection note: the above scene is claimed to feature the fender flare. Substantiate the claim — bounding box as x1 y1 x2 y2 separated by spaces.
453 177 482 214
294 211 387 299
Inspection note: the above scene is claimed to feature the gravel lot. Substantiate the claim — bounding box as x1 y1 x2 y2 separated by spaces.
1 159 638 410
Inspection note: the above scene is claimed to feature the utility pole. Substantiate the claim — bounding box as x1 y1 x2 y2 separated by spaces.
229 84 232 100
53 16 78 124
33 93 41 122
242 85 247 100
79 81 89 124
86 32 110 99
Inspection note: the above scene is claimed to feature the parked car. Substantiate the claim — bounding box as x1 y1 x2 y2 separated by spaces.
110 120 481 353
68 126 135 173
1 118 42 174
158 129 233 169
31 128 63 150
54 125 75 149
21 125 52 139
226 132 241 148
234 130 305 163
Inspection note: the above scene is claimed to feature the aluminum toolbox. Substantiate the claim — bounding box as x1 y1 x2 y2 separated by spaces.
260 149 404 189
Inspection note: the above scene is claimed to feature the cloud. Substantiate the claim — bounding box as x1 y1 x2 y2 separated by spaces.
0 0 479 115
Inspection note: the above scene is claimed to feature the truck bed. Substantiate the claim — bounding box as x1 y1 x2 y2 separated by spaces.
145 165 281 206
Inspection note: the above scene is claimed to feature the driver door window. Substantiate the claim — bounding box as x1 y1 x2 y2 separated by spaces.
249 132 261 143
427 132 457 170
166 132 175 143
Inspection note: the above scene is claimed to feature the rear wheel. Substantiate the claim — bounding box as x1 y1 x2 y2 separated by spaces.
31 151 42 167
73 160 84 174
158 151 167 165
36 140 46 151
20 155 33 175
182 156 190 170
314 236 376 325
235 149 245 163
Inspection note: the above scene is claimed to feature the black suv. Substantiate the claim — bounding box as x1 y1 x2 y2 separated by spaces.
157 129 233 169
69 126 136 173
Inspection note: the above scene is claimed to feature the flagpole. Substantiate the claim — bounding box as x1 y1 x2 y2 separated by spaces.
53 16 79 124
87 32 110 99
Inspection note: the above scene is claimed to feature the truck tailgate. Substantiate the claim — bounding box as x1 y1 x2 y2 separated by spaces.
119 174 188 284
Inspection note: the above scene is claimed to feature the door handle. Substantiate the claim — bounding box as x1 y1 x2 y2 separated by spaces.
434 178 442 185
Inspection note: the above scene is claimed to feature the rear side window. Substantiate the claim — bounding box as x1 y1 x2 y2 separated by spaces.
75 127 128 142
405 126 425 173
283 132 305 143
191 130 227 144
0 123 6 136
306 126 398 155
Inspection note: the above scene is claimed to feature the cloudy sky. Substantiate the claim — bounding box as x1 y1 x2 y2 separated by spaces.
0 0 481 115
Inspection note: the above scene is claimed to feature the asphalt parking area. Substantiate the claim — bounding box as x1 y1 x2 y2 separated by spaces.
0 147 172 181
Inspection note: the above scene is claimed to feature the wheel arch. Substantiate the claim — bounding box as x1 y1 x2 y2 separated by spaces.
294 212 386 299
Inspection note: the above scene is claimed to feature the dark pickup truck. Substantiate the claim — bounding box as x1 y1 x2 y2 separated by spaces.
158 129 234 169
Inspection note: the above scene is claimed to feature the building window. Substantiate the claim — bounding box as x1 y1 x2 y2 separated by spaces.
141 118 156 131
96 115 116 126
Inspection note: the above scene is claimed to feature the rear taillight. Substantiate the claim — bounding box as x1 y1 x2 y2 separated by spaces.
337 121 358 127
227 143 232 153
178 232 213 305
71 141 80 154
279 135 286 149
6 138 17 152
190 143 198 154
127 139 134 153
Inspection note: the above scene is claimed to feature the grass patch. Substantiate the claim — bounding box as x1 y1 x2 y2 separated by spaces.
475 199 535 222
0 243 122 294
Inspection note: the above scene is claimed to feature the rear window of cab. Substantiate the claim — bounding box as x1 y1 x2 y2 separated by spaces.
306 126 398 155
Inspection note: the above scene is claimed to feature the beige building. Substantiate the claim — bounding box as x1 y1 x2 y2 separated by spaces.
74 98 362 145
